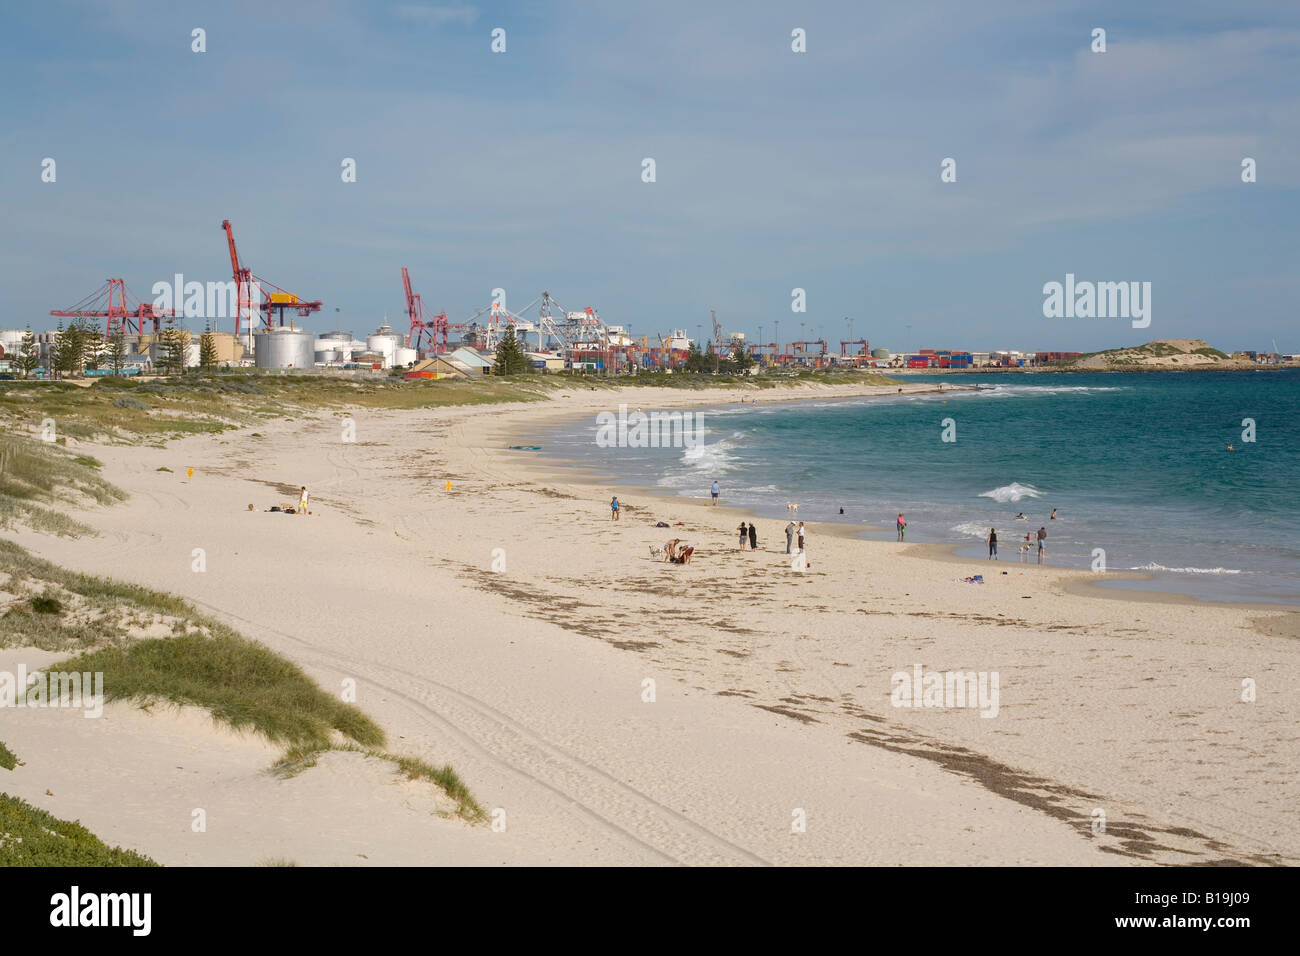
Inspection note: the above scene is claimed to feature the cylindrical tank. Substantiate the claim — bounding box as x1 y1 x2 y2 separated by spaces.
315 348 343 363
366 324 400 368
872 348 890 359
393 347 417 368
254 328 315 369
147 341 200 368
206 332 239 363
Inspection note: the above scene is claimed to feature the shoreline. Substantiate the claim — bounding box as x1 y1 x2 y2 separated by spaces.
495 384 1299 614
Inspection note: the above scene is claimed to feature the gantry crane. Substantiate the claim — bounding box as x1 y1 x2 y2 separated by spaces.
50 279 175 338
220 220 322 337
402 267 448 353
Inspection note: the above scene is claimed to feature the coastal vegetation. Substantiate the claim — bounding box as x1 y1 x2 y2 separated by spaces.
0 539 486 837
0 434 125 536
0 367 900 444
0 793 159 866
1061 338 1240 370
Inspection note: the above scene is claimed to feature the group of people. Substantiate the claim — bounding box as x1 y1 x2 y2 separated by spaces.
663 539 694 564
988 515 1052 563
737 521 758 550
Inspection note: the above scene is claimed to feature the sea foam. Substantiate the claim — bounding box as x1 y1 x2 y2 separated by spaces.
978 482 1043 503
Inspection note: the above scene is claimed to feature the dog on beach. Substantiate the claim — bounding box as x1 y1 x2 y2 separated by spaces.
649 545 664 559
786 502 799 513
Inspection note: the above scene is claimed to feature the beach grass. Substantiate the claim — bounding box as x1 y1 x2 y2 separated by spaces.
0 740 18 771
61 634 386 749
0 793 159 866
0 433 125 536
0 539 484 817
270 743 485 822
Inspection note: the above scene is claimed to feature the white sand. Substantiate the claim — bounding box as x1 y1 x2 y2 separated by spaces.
6 380 1297 865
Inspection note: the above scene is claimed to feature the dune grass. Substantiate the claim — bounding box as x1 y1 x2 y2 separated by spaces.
0 741 18 771
62 634 385 749
0 539 483 818
271 743 485 822
0 793 158 866
0 434 125 536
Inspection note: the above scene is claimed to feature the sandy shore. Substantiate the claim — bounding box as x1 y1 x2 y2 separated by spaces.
6 379 1298 865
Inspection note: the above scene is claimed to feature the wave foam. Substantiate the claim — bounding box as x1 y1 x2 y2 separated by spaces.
1131 563 1243 575
978 482 1043 503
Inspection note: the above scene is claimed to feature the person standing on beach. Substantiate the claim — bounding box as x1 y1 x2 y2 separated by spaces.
711 480 720 505
738 522 748 550
298 486 309 514
987 528 998 560
785 520 796 554
748 522 758 551
1037 526 1047 564
610 497 620 521
797 521 806 553
896 513 906 541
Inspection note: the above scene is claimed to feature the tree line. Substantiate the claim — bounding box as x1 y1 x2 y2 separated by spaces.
7 317 222 379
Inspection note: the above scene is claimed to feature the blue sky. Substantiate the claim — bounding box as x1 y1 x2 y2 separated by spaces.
2 0 1297 352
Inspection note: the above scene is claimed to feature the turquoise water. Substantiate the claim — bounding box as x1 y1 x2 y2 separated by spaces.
532 370 1300 604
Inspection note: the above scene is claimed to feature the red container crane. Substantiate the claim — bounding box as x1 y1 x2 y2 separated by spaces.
220 220 322 336
401 267 448 353
50 278 175 338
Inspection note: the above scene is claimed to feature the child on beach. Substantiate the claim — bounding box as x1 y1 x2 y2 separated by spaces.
897 514 906 541
611 497 620 521
298 486 309 514
711 480 720 505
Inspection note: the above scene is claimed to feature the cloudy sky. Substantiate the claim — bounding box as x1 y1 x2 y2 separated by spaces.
2 1 1297 352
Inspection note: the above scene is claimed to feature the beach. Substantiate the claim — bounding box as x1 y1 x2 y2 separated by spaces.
5 379 1298 866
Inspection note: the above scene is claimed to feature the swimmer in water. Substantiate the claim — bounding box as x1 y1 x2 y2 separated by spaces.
1015 512 1027 520
1050 508 1057 520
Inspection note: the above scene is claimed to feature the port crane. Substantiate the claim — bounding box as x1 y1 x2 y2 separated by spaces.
401 267 448 353
220 220 322 336
50 278 175 338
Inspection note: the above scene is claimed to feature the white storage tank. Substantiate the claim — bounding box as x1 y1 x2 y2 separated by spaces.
366 324 401 368
0 330 27 352
254 328 315 369
393 347 417 368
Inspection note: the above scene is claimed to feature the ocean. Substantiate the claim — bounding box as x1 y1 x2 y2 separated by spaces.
529 370 1300 605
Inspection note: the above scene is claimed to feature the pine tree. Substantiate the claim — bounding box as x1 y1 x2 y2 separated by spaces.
730 343 754 374
159 318 189 376
199 323 217 370
78 320 105 372
492 324 531 375
684 340 709 373
49 321 70 380
107 332 127 375
14 327 39 379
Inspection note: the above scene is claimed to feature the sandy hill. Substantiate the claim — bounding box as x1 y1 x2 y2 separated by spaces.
1070 338 1236 370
